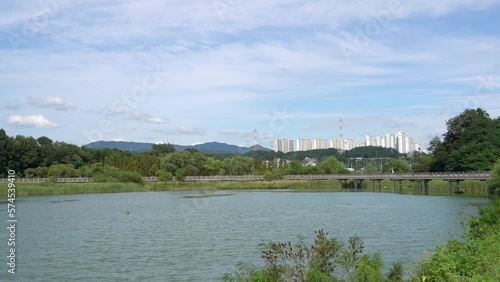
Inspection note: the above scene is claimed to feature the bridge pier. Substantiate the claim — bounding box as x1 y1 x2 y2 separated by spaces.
424 180 430 195
353 179 364 191
399 180 403 193
417 180 421 194
392 180 396 192
447 180 463 194
371 179 383 192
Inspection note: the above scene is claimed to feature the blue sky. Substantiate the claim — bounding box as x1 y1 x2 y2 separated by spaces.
1 0 499 149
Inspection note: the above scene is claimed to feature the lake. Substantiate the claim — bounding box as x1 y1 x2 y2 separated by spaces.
1 191 491 281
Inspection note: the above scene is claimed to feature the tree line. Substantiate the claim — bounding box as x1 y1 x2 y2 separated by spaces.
1 108 499 185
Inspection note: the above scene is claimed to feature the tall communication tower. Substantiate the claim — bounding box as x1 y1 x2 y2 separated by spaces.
339 118 344 139
253 129 258 151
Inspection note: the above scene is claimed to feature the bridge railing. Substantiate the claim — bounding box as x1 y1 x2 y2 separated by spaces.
0 172 491 183
142 176 158 182
185 175 264 181
0 178 50 183
283 172 491 181
57 177 93 183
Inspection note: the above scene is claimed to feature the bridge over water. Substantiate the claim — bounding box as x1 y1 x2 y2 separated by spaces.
2 172 491 194
185 172 492 194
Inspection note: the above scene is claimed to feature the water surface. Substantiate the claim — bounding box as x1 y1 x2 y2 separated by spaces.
0 191 490 281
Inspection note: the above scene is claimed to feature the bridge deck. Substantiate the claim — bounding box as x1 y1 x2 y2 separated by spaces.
0 172 490 183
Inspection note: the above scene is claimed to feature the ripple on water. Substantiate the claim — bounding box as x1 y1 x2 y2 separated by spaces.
11 191 490 281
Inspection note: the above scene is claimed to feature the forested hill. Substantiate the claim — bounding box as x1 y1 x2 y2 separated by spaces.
244 146 405 162
85 141 270 154
343 146 402 159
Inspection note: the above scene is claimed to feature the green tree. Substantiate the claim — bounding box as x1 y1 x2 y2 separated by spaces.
285 160 305 175
0 129 13 176
318 156 349 174
431 108 500 172
224 156 253 175
363 164 379 173
151 143 175 155
47 164 78 178
201 157 224 175
412 155 433 172
382 159 410 173
10 135 41 175
36 136 55 166
427 136 441 153
490 158 500 194
160 149 220 176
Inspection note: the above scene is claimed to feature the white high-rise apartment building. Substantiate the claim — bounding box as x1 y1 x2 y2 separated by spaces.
313 139 329 150
296 138 312 151
272 131 420 154
380 136 386 148
389 135 396 149
404 136 412 154
385 133 391 148
331 138 362 150
396 130 405 154
271 139 294 153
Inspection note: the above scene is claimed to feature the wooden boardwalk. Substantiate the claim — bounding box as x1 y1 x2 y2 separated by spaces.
0 172 491 184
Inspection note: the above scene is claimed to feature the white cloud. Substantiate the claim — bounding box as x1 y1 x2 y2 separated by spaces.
177 126 205 135
8 114 58 128
131 112 168 124
219 129 254 138
28 96 76 111
1 1 499 146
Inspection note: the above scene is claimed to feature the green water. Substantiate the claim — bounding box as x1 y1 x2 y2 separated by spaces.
1 191 490 281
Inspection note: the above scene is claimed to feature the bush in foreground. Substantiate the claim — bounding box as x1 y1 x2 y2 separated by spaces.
411 199 500 281
222 229 403 282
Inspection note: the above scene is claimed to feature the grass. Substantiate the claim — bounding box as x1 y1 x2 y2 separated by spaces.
0 179 490 197
1 182 147 197
410 199 500 281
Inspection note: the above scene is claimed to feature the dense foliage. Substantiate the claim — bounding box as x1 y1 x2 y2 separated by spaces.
430 108 500 172
0 129 350 180
1 108 499 180
412 199 500 281
222 229 404 282
224 200 500 281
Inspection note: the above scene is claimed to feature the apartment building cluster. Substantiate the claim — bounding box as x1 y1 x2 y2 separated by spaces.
272 130 421 154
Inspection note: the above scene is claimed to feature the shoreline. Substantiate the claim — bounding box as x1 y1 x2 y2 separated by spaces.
0 179 490 197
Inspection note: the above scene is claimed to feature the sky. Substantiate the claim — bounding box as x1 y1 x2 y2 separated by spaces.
1 0 499 149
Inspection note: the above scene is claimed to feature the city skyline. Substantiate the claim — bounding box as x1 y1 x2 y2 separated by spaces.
1 1 499 149
272 129 421 154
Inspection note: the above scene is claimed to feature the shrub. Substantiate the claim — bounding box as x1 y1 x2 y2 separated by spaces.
156 170 173 182
263 171 274 181
118 171 143 184
412 199 500 281
223 230 403 282
175 171 185 182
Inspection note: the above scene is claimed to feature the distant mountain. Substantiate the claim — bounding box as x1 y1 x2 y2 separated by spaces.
84 141 153 152
84 141 270 154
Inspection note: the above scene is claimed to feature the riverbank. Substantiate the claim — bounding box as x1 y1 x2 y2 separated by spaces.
411 198 500 281
0 179 490 197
